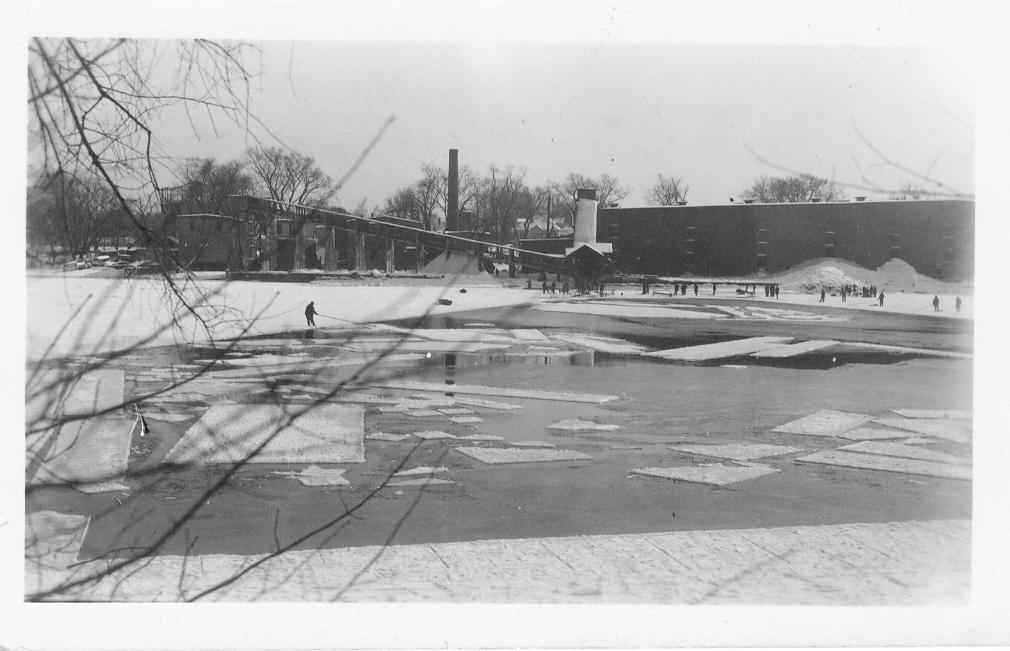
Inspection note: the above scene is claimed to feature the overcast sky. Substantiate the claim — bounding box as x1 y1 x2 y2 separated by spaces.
160 40 973 210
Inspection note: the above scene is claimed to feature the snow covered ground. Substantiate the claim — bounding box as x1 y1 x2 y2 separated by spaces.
26 273 541 360
748 289 973 319
26 255 972 361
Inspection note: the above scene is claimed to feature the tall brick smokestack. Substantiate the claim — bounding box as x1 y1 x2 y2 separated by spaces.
447 149 459 231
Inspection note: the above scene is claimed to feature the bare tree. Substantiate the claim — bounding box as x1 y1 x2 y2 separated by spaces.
549 173 630 225
889 182 935 201
741 173 844 203
513 185 552 239
471 165 536 243
27 171 121 258
382 187 421 222
647 174 689 206
246 146 336 207
457 166 483 230
176 158 257 215
414 164 448 231
28 38 258 271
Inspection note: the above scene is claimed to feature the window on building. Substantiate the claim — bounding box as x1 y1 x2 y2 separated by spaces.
215 221 223 232
824 244 835 256
277 220 293 238
890 246 901 257
189 221 195 232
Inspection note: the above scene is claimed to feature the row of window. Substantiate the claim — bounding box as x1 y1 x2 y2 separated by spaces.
187 220 225 232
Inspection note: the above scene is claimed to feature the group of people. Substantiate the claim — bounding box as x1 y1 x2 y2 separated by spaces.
763 284 781 298
669 282 698 296
933 295 963 313
818 283 881 304
528 276 602 295
540 280 571 295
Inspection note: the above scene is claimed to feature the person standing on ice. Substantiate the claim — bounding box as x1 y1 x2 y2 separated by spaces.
305 301 317 326
819 287 825 303
956 296 962 313
932 295 940 312
878 291 885 307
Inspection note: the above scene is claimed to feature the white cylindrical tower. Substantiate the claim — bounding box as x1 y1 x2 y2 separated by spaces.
565 187 612 255
573 188 599 245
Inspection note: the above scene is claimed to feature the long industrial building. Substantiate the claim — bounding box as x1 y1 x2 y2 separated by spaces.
162 184 973 283
596 198 974 281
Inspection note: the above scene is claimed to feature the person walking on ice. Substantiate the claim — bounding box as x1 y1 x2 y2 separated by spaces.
878 291 884 307
305 300 318 326
932 295 940 312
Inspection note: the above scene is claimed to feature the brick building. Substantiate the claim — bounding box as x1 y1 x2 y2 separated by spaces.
597 199 973 280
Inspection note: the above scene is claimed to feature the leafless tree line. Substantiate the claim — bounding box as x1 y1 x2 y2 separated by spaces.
382 167 635 242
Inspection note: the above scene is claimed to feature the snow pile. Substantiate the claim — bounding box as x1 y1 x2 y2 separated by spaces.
875 259 927 290
771 257 967 293
794 265 866 291
420 250 484 275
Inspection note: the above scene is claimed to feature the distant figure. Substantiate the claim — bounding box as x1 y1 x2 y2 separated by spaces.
774 285 780 299
956 296 962 313
642 280 649 295
819 288 825 303
305 301 317 326
563 281 569 295
712 283 717 295
527 278 532 290
933 295 940 312
693 283 699 296
542 281 548 294
841 287 846 303
599 282 606 296
550 281 556 294
878 291 885 307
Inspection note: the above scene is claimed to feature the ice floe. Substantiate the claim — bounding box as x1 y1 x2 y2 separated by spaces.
750 340 838 358
449 416 484 424
548 419 620 432
796 450 970 480
454 446 591 464
392 466 448 477
837 440 970 466
552 333 648 354
890 408 972 420
772 409 871 437
367 432 411 442
668 443 799 461
272 465 350 487
411 431 456 440
164 404 365 464
631 462 779 486
871 417 971 444
644 336 792 361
